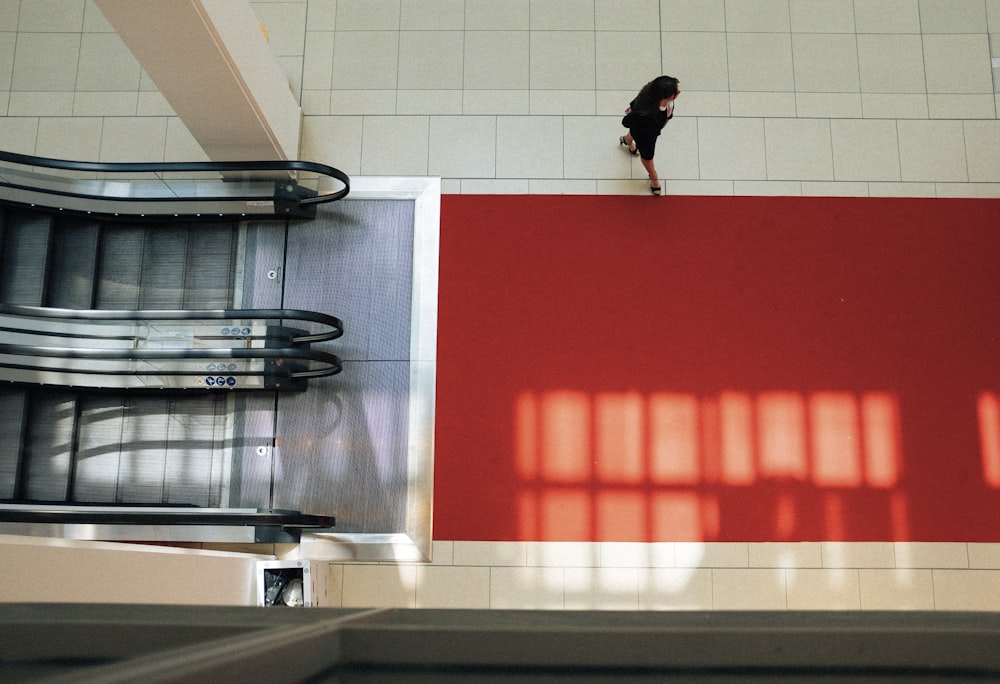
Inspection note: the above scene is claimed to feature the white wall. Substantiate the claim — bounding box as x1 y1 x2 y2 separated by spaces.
0 535 271 605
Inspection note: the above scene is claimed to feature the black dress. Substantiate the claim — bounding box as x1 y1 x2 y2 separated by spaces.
622 103 672 161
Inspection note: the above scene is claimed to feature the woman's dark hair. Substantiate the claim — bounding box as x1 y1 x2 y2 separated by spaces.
632 75 680 115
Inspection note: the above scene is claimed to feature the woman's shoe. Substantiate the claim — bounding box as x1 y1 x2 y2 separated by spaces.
619 136 638 155
649 183 662 196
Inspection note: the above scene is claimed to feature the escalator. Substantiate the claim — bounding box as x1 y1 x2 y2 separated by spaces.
0 304 343 391
0 152 351 541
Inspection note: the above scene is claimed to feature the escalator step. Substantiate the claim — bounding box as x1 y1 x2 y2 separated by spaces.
22 393 77 502
48 219 100 308
0 211 52 305
0 389 28 500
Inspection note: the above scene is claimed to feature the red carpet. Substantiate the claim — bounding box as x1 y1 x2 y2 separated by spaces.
434 195 1000 542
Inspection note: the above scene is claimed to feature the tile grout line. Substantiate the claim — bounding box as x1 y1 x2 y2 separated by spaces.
893 118 903 188
930 566 938 610
339 561 345 608
658 0 663 70
962 119 971 184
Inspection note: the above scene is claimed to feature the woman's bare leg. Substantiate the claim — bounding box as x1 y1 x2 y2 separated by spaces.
641 157 659 189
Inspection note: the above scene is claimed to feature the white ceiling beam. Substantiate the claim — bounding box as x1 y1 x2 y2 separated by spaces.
95 0 301 162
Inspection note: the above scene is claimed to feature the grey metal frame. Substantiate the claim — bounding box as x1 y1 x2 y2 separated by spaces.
0 177 439 560
294 176 440 562
4 605 1000 683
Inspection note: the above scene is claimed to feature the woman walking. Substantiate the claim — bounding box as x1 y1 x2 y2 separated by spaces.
620 75 680 195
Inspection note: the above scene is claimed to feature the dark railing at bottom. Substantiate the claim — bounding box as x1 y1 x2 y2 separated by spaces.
0 503 334 543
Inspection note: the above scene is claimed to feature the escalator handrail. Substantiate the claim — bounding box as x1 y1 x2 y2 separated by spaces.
0 503 335 529
0 149 349 208
0 343 343 378
0 303 343 343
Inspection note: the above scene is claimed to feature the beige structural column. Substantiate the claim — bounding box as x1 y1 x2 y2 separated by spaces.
95 0 301 161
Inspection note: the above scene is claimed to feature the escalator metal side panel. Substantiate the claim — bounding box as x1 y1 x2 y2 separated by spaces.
240 221 286 312
0 210 52 305
215 394 236 508
230 394 278 510
22 391 77 502
230 220 287 510
0 389 28 500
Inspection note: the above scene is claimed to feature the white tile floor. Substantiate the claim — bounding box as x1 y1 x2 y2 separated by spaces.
2 0 999 196
2 0 1000 610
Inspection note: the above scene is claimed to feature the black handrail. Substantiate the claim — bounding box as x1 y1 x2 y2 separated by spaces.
0 149 349 218
0 343 342 379
0 305 346 387
0 503 334 531
0 303 344 343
